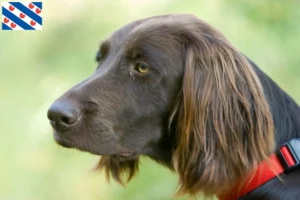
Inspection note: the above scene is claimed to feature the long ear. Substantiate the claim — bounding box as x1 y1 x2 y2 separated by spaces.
96 156 139 186
171 29 275 196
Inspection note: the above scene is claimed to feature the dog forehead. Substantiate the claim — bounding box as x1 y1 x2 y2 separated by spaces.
130 14 198 32
127 16 190 40
108 14 197 46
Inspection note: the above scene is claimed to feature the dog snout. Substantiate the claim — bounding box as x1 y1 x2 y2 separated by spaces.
47 99 80 132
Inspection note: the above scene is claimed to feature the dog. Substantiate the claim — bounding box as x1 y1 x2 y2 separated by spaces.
47 14 300 199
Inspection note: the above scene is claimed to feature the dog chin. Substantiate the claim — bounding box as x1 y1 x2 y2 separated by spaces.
53 131 74 148
113 152 138 161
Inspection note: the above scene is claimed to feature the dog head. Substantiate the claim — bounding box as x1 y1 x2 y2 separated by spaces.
48 14 274 196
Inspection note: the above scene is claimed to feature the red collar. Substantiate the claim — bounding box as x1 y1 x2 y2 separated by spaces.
218 139 300 200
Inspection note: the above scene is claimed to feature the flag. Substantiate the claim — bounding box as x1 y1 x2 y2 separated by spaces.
2 2 42 30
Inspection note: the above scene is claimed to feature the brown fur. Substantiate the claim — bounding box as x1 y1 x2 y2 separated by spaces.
94 15 275 196
48 14 300 199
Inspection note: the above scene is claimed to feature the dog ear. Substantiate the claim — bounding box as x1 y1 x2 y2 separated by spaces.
171 26 275 196
96 156 139 186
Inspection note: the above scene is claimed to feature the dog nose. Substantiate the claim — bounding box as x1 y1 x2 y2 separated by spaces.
47 99 80 132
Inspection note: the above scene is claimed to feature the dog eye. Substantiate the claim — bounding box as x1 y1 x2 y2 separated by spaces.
135 63 150 74
95 51 102 62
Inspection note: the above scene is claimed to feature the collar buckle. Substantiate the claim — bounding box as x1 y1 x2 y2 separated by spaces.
277 138 300 173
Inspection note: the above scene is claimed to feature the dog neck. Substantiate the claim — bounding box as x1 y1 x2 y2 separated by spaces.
145 59 300 197
249 59 300 144
218 59 300 199
218 138 300 200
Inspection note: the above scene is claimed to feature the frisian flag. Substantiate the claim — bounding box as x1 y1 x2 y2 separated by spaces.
2 2 42 30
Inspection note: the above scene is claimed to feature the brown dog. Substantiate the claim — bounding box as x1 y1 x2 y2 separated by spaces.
48 14 300 199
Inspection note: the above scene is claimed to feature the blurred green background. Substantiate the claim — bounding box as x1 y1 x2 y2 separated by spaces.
0 0 299 199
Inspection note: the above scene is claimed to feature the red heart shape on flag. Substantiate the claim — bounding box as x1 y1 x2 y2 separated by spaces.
20 13 25 19
36 8 41 14
9 5 15 11
29 3 34 9
30 20 36 26
11 22 16 28
4 18 9 23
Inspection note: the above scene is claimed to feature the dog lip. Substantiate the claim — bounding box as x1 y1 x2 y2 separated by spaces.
53 131 74 148
120 152 135 157
115 152 137 160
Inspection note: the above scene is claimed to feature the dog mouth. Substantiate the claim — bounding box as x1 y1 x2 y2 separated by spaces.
53 131 138 160
113 152 138 161
53 131 74 148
